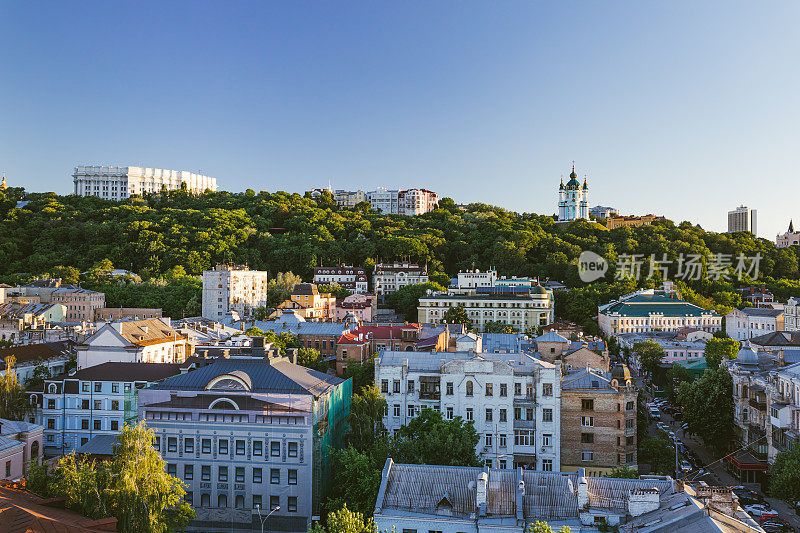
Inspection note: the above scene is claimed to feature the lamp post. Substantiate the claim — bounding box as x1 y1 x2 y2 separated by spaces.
256 504 280 533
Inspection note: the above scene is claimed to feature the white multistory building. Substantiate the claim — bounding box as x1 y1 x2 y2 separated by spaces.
367 188 401 214
727 205 757 235
73 165 217 199
202 264 270 321
375 350 561 471
373 262 428 298
786 298 800 331
313 266 368 293
725 307 785 341
398 188 439 215
455 269 497 289
777 220 800 248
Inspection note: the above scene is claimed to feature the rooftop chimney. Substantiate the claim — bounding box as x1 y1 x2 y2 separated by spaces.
628 487 660 517
476 471 488 514
577 468 589 510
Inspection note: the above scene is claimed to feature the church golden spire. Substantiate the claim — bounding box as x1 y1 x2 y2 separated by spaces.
0 173 7 191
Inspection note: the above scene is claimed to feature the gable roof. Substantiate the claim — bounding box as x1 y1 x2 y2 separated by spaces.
0 340 74 365
53 362 183 383
561 368 615 391
0 484 117 532
738 307 784 317
148 359 344 397
750 331 800 347
602 294 718 317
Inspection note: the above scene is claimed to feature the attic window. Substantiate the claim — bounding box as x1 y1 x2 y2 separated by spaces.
591 381 599 388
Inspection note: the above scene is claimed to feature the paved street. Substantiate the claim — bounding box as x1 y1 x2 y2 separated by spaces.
641 387 800 531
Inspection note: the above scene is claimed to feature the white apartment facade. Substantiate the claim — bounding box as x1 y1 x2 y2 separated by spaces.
333 189 366 208
375 350 561 471
598 289 722 336
725 307 785 341
367 188 401 214
787 298 800 331
399 188 438 215
456 269 497 289
418 287 554 332
728 205 757 235
73 165 217 200
373 262 428 298
202 264 270 321
313 266 368 293
776 221 800 248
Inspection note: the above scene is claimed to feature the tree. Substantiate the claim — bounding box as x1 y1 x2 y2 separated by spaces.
24 359 52 390
484 321 516 334
429 272 451 287
310 504 377 533
343 358 375 392
0 357 33 420
633 341 664 376
348 385 387 453
704 337 740 369
770 445 800 502
324 446 386 517
385 282 445 322
37 422 194 532
664 364 693 405
677 366 735 455
607 466 639 478
266 272 303 308
527 521 571 533
50 265 81 285
391 408 481 466
640 436 675 475
318 283 352 300
297 347 328 372
442 304 472 330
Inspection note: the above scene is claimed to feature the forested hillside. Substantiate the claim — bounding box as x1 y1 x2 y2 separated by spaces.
1 185 798 326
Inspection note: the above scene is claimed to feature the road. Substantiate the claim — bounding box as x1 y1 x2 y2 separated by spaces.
642 388 800 530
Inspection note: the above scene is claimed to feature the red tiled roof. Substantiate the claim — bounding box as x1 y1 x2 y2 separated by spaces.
0 483 117 532
353 324 420 340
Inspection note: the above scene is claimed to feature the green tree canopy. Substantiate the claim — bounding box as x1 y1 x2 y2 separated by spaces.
677 366 735 455
704 337 740 369
0 357 33 420
391 408 481 466
310 504 377 533
770 444 800 502
348 385 387 453
664 364 693 405
385 282 445 322
633 341 665 376
442 304 472 330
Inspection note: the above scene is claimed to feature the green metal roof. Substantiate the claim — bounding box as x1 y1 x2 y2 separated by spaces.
603 294 718 317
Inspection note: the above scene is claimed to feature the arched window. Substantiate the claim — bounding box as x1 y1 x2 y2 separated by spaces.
48 384 57 394
235 494 245 509
209 398 239 410
466 381 473 396
30 441 39 462
29 395 37 406
201 493 211 507
218 494 228 508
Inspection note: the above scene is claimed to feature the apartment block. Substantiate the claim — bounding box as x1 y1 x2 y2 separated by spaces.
202 264 269 321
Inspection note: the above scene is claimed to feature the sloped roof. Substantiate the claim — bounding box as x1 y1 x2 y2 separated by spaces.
750 331 800 347
0 302 62 319
77 434 118 456
537 331 569 343
0 484 117 532
739 307 784 317
0 340 74 365
58 362 183 383
115 319 181 345
602 294 718 317
561 368 615 391
148 359 343 397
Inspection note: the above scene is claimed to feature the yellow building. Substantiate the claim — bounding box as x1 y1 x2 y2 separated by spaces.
269 283 336 322
606 214 664 229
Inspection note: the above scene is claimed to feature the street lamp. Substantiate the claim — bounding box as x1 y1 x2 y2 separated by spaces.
255 504 280 533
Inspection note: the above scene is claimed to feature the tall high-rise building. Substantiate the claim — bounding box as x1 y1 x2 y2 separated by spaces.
73 165 217 200
201 264 269 321
557 165 590 222
728 205 757 235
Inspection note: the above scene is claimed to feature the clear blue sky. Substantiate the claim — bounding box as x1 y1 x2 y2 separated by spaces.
2 1 798 239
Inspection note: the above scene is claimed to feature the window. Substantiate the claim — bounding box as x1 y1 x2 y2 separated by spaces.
94 400 102 410
393 380 401 393
271 440 282 457
446 406 454 420
626 400 635 411
219 439 229 455
626 435 635 446
95 383 101 393
288 469 297 484
542 383 553 396
543 433 552 447
542 459 553 472
82 400 90 410
499 409 507 422
485 434 492 446
270 495 280 511
184 465 193 480
235 439 245 455
271 468 281 484
288 496 297 512
514 383 522 396
112 383 119 393
81 438 88 446
111 400 119 410
4 462 10 477
446 382 454 395
253 467 262 483
47 399 55 409
581 416 594 427
201 439 211 454
218 494 228 508
581 433 594 444
408 380 415 393
485 408 493 422
288 441 298 458
201 466 211 481
525 408 534 421
514 430 532 446
499 383 507 397
466 381 473 396
381 380 389 393
581 399 594 411
408 404 416 417
625 418 635 429
168 437 177 452
526 384 534 397
543 409 553 422
201 493 211 507
485 383 493 396
466 408 473 421
581 451 594 462
218 466 228 482
82 383 90 393
499 434 507 448
185 438 194 453
235 467 245 483
253 440 262 456
153 437 160 450
253 494 263 509
514 407 521 420
393 404 400 417
92 419 100 430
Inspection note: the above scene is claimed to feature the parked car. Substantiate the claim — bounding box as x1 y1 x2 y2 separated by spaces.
734 489 765 503
743 503 775 519
761 518 793 532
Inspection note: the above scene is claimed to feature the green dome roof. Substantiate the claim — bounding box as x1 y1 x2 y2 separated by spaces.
565 165 581 189
532 284 548 295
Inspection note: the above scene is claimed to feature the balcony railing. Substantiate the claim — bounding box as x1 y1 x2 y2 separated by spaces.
749 398 767 411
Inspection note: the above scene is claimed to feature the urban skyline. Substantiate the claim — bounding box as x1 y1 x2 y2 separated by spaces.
2 2 800 238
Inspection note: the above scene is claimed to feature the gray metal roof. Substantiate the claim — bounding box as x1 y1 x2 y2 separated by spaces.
377 350 554 373
77 434 118 455
739 307 784 317
561 368 616 392
481 333 524 353
148 359 344 396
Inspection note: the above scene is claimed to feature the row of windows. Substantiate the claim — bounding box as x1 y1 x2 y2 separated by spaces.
46 418 120 431
155 437 298 458
186 493 298 512
386 404 554 424
167 464 298 485
381 379 548 397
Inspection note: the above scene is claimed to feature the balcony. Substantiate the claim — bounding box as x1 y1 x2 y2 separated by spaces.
749 398 767 411
513 419 536 429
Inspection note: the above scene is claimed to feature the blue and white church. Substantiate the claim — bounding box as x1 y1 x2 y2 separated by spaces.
557 164 589 222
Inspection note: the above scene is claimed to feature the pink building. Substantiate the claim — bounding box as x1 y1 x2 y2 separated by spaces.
0 419 43 480
336 293 377 322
